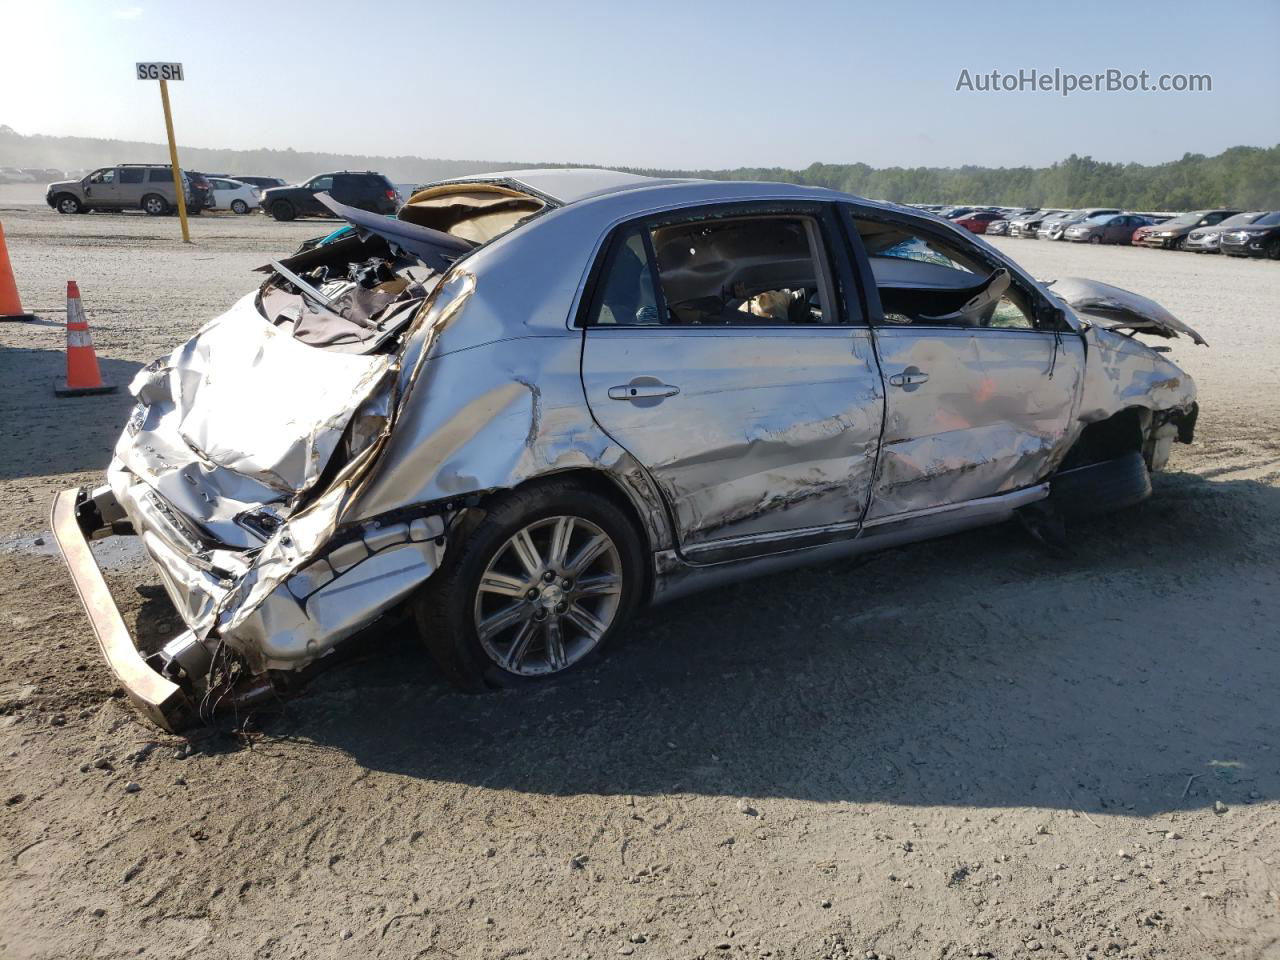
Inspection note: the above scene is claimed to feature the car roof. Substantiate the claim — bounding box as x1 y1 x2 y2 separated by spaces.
437 168 690 205
428 167 888 215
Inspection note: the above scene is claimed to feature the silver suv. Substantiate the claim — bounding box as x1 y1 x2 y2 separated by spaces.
46 164 194 216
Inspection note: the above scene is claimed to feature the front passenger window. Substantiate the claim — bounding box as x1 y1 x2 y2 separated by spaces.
849 212 1043 330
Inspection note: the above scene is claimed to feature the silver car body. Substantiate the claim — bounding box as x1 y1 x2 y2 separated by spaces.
54 170 1203 728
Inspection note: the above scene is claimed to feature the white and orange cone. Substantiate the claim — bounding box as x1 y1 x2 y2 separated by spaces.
55 281 117 397
0 222 35 322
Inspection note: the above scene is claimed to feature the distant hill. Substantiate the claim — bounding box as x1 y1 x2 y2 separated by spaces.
3 125 1277 208
0 125 573 185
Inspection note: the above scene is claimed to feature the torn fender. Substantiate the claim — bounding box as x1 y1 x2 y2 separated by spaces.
1047 277 1207 346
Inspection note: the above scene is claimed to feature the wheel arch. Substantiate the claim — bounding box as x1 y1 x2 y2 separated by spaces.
1057 406 1148 472
472 466 668 604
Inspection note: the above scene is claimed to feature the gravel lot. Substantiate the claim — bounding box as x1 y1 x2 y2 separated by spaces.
1 199 1277 960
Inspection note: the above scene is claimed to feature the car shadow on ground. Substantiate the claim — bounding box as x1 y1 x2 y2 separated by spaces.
0 344 140 480
230 471 1280 814
186 470 1278 818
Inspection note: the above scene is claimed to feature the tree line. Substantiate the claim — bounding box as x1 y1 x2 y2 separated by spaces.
632 145 1280 210
4 125 1277 210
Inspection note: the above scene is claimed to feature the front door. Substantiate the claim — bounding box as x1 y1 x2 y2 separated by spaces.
302 175 334 215
84 168 120 209
842 205 1084 519
580 204 885 558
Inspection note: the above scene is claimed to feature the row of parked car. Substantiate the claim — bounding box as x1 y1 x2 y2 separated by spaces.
45 164 407 222
911 203 1280 259
45 164 284 216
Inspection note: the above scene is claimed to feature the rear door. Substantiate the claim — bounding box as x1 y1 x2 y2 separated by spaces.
116 167 147 208
843 204 1084 519
580 202 885 560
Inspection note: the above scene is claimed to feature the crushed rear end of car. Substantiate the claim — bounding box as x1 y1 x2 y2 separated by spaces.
51 187 546 730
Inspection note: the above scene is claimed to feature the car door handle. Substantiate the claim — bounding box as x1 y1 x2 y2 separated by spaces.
888 367 929 389
607 380 681 402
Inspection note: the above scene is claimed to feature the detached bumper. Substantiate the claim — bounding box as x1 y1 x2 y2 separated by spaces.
50 487 194 732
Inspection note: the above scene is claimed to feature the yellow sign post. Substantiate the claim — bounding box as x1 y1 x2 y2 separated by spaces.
136 62 190 244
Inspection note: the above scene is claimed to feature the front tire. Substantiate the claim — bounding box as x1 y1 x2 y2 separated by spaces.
413 479 645 691
1050 450 1151 519
1088 235 1101 244
271 200 296 222
54 194 82 215
1267 240 1280 261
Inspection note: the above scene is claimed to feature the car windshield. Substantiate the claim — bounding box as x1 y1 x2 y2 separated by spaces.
1249 211 1280 226
1085 214 1113 223
1162 213 1201 228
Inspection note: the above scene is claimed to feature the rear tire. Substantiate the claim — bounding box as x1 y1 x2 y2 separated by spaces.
413 479 646 692
141 194 168 216
1050 450 1151 520
271 200 296 222
54 194 82 215
230 199 249 215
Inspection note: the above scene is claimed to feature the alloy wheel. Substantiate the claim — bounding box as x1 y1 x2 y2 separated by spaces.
472 515 624 677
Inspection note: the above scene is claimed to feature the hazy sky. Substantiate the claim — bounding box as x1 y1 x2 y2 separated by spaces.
2 0 1276 169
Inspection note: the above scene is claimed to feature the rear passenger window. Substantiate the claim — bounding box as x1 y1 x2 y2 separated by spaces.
591 228 661 326
119 168 146 184
586 212 845 327
149 169 171 182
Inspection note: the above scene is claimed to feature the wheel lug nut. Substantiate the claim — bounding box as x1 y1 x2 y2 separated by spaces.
526 588 538 600
560 578 571 589
542 571 555 582
555 601 567 614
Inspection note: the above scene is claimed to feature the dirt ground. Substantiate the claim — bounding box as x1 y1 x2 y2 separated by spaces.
1 197 1277 960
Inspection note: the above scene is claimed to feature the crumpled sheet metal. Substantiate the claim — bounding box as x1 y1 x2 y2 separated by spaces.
1049 276 1208 346
106 277 467 666
346 271 673 554
580 327 884 549
866 327 1085 520
209 277 478 666
1077 325 1198 425
156 292 395 494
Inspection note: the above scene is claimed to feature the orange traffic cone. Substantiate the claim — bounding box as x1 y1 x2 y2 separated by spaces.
55 281 117 397
0 221 35 322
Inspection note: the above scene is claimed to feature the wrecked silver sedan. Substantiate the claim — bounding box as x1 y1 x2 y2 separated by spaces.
52 170 1203 730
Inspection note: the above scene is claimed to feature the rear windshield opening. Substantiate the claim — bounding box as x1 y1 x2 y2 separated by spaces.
397 183 546 245
257 232 438 354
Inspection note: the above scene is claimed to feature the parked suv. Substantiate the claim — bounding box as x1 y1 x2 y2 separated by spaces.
259 171 400 221
1139 209 1242 250
1219 210 1280 259
46 164 196 216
